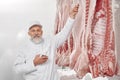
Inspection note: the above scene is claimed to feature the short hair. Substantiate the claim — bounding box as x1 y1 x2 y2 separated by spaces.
29 24 42 30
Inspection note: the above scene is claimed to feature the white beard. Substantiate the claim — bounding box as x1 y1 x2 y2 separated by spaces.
31 37 43 44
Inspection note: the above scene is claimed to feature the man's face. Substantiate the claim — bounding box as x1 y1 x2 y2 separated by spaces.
28 26 43 43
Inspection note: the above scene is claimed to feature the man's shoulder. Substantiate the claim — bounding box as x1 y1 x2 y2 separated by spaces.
42 35 55 46
17 44 27 52
43 35 53 41
17 39 30 51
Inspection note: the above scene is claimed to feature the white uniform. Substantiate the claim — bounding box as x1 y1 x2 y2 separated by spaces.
14 17 74 80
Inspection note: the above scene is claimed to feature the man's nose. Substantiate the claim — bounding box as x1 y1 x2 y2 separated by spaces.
34 31 38 34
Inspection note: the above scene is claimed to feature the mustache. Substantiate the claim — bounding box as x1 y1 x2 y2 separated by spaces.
33 35 40 38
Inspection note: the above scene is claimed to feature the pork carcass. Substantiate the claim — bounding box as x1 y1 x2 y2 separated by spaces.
88 0 117 78
54 0 96 78
54 0 118 78
54 0 73 66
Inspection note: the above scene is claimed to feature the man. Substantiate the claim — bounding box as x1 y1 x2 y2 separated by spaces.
14 4 79 80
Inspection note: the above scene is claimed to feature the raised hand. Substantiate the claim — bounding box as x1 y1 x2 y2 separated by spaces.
69 4 79 19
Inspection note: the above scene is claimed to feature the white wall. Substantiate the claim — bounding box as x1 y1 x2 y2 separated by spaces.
0 0 56 80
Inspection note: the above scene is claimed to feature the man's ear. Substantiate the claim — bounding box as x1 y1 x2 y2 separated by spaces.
28 31 31 36
41 30 43 35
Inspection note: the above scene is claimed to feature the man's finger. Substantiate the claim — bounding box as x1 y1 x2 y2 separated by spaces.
41 55 47 57
75 4 79 7
73 5 79 12
73 9 78 12
42 57 48 59
36 54 40 57
41 56 48 59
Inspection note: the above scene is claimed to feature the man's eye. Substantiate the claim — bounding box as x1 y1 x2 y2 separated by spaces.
31 30 35 32
37 30 40 32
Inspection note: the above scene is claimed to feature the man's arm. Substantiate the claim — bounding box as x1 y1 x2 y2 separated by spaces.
53 4 79 48
14 50 37 74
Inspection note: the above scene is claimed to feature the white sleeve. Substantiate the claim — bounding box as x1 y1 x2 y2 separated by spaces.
14 50 37 74
53 17 74 48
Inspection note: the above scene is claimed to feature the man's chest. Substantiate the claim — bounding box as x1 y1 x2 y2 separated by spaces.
23 42 51 59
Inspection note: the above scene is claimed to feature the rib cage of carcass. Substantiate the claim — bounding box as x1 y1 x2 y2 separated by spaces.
54 0 118 78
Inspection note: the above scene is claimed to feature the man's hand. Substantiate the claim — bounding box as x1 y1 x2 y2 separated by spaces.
69 4 79 19
33 54 48 66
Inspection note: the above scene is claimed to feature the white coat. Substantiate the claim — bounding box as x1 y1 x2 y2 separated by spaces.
14 17 74 80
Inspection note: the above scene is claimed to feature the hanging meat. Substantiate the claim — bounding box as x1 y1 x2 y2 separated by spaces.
88 0 117 78
54 0 119 78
